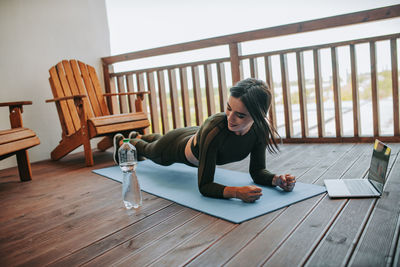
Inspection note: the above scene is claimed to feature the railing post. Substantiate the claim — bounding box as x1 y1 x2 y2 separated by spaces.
391 38 399 136
370 41 380 137
229 43 242 85
102 61 119 114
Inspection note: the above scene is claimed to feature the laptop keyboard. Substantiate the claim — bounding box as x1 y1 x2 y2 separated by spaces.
343 179 376 195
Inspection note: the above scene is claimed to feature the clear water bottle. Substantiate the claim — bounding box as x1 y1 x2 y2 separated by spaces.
118 139 142 209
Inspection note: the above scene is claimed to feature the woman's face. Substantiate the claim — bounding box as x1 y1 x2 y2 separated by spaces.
225 96 254 135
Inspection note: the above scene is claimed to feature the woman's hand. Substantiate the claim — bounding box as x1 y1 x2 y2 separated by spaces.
272 174 296 191
224 185 263 202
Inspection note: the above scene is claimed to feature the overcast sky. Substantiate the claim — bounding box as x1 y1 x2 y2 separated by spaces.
105 0 400 75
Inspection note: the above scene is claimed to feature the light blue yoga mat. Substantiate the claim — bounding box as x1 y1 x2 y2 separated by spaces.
93 160 326 223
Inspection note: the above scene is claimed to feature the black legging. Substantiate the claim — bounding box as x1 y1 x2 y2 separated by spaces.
131 126 199 167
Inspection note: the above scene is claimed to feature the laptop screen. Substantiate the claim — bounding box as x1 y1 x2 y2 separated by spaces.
368 140 391 193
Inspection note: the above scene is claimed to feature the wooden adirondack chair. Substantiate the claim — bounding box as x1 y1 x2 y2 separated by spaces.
0 101 40 181
46 59 150 166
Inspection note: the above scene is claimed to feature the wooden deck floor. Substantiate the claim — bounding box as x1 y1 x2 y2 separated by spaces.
1 143 400 266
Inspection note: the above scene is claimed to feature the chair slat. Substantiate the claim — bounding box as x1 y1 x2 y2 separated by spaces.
87 64 110 116
0 128 35 145
56 63 82 131
69 60 95 118
49 66 77 135
89 112 148 127
0 135 40 157
77 61 105 117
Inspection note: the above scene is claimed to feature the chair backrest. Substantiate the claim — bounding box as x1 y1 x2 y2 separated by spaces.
49 60 110 136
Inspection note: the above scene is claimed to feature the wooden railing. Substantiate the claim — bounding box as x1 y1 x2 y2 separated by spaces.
102 5 400 143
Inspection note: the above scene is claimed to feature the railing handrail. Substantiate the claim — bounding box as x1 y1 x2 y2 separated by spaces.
102 4 400 65
110 33 400 77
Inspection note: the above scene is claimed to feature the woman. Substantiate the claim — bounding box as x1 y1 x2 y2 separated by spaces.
113 78 295 203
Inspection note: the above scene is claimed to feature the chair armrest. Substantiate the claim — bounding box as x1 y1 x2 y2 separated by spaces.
0 101 32 108
0 101 33 128
45 95 87 103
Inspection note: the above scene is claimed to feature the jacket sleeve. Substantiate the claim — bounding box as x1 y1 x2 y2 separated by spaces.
197 114 227 198
249 141 276 186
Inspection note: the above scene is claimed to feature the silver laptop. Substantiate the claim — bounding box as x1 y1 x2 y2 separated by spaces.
324 139 391 198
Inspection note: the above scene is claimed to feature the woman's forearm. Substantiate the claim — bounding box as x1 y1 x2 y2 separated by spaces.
223 186 237 199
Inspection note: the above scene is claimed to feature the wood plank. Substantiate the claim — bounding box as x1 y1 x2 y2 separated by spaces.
348 148 400 266
0 128 36 145
107 65 120 115
115 214 217 266
249 57 258 79
149 219 236 266
188 144 343 266
83 208 201 266
313 49 325 137
350 44 361 137
192 65 203 125
223 144 359 266
264 55 277 132
305 144 400 266
216 62 228 112
204 64 216 116
88 112 148 126
102 5 400 64
296 51 309 138
391 38 399 136
179 67 191 127
136 73 148 119
9 196 171 266
93 120 150 136
168 68 182 129
263 146 372 266
49 204 184 266
87 64 110 116
157 70 170 133
51 64 80 133
69 60 94 119
146 71 160 133
125 74 136 112
331 47 343 137
370 41 380 136
77 62 105 117
229 42 242 85
117 76 129 114
280 53 293 138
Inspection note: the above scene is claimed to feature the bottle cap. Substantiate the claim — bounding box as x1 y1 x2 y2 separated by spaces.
123 139 130 143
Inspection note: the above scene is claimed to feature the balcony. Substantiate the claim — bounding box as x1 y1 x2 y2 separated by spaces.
1 4 400 266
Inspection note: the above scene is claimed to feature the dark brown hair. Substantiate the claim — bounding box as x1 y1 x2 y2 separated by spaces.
230 78 279 153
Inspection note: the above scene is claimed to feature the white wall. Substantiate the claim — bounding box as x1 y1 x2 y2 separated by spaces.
0 0 111 170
